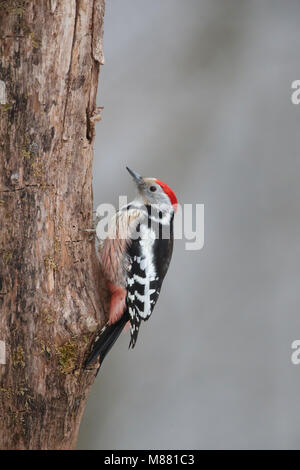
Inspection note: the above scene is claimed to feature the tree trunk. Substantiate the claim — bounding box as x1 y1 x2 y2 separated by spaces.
0 0 106 449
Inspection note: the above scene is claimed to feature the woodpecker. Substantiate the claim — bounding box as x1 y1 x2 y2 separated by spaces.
86 167 177 371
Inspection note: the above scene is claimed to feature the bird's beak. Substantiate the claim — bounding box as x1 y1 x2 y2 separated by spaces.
126 167 144 186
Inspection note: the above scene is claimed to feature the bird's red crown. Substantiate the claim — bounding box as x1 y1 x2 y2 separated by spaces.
155 179 178 211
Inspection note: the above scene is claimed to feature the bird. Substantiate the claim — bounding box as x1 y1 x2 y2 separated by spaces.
86 167 177 372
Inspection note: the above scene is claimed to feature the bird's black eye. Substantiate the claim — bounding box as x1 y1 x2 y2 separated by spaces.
150 186 157 192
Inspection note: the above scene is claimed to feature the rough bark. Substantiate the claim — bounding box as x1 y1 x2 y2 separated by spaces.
0 0 106 450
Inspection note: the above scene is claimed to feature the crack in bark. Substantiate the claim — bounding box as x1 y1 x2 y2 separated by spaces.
49 0 58 13
0 36 25 39
91 0 96 58
0 184 54 193
80 161 89 212
61 0 79 141
86 0 104 143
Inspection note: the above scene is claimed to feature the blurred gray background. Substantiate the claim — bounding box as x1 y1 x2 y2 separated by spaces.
78 0 300 449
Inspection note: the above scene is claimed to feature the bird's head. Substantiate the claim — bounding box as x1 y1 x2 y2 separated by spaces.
126 166 177 212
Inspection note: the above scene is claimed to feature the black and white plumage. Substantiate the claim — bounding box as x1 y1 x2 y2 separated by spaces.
126 206 174 348
86 168 177 371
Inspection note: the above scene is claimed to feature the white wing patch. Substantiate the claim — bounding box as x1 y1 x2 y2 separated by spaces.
135 225 156 319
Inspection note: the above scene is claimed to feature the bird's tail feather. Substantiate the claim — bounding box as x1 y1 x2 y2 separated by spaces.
85 312 129 370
